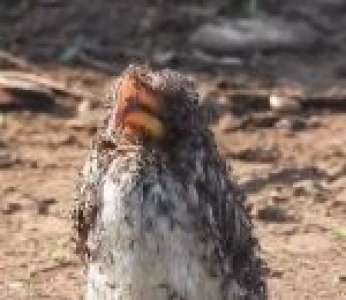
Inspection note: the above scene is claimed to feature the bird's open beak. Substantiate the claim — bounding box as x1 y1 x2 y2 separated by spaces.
114 72 166 140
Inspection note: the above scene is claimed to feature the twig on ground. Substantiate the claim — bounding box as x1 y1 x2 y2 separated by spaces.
78 53 118 74
0 50 37 71
0 71 93 100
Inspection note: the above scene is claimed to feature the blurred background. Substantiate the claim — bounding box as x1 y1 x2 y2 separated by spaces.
0 1 346 299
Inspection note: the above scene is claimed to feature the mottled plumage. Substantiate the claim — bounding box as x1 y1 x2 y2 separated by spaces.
71 66 266 299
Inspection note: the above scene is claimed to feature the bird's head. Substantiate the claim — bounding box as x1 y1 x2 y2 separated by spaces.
109 66 202 147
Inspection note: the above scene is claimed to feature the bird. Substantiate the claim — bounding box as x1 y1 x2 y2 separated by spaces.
71 65 266 300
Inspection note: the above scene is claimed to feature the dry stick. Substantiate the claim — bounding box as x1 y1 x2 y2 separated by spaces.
0 51 92 100
78 52 118 74
0 70 93 100
225 89 346 109
0 50 37 71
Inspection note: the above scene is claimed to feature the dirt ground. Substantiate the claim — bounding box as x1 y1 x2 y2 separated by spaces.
1 1 346 299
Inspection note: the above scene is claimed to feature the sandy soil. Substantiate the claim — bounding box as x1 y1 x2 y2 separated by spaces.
1 75 346 299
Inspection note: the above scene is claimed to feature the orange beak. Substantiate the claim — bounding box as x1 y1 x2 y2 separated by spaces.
114 71 166 141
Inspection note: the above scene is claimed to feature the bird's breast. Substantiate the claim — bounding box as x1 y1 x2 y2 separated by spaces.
86 161 223 300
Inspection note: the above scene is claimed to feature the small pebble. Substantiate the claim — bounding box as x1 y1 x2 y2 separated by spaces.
257 204 293 223
269 93 301 113
2 202 22 215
